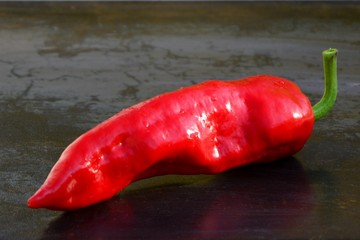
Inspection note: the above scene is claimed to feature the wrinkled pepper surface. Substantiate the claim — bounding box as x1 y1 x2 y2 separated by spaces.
28 49 337 210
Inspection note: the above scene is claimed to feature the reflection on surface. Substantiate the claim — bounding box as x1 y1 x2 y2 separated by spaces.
42 158 312 239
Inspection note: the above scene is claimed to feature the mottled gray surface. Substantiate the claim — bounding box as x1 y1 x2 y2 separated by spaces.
0 2 359 239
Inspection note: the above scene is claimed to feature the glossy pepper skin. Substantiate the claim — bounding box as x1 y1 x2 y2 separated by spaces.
28 75 314 210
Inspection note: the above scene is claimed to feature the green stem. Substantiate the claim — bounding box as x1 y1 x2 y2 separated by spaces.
312 48 338 121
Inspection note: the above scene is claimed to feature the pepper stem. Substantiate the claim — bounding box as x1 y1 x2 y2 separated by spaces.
312 48 338 121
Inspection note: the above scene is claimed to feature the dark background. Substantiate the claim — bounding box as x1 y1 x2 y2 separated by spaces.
1 2 359 239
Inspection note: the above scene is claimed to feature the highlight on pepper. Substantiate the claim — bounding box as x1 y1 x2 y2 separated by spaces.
27 48 338 211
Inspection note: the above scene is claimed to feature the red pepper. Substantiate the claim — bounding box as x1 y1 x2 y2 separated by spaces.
28 49 337 211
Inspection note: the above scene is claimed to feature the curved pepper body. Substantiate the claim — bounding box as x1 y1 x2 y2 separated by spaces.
28 75 314 210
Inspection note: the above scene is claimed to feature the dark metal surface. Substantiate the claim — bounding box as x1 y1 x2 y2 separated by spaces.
1 2 359 239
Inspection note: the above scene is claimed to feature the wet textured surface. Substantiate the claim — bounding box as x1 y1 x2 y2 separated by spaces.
0 2 359 239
